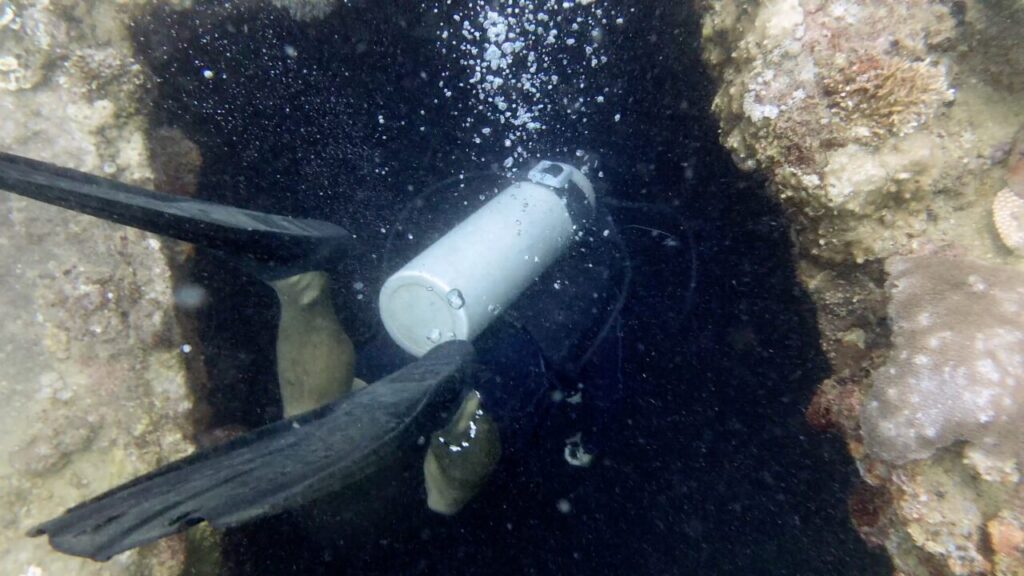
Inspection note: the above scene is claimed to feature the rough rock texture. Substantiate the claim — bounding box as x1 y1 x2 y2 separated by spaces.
268 0 340 20
703 0 1024 266
861 255 1024 466
702 0 1024 574
0 1 203 574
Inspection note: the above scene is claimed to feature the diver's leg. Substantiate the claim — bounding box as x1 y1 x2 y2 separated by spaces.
29 341 474 562
423 390 501 515
269 271 355 417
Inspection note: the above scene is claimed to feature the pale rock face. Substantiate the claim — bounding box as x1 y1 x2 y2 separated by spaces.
0 1 200 573
861 255 1024 465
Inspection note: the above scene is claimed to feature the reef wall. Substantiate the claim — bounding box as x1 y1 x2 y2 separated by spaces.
0 1 205 574
701 0 1024 574
268 0 338 20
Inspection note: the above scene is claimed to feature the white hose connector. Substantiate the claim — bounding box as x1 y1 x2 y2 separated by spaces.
379 161 595 357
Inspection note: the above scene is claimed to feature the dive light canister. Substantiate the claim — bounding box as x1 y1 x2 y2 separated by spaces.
379 161 596 357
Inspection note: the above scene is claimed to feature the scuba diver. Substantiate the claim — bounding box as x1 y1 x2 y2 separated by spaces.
0 151 630 562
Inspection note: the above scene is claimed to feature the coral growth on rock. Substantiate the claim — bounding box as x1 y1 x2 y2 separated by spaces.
993 132 1024 255
701 0 1024 574
861 255 1024 466
702 0 1022 264
993 188 1024 255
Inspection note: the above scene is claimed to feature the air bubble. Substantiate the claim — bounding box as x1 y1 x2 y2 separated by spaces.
446 288 465 309
174 283 208 311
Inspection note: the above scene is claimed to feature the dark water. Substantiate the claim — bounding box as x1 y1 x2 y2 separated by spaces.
134 1 890 574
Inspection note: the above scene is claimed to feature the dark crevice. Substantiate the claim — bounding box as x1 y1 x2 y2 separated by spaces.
133 1 890 574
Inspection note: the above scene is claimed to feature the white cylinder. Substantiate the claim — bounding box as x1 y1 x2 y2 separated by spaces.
379 161 595 357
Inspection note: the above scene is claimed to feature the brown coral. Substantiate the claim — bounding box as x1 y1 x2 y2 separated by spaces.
822 53 953 141
988 509 1024 576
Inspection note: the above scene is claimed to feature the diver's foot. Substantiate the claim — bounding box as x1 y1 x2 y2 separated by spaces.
423 391 501 515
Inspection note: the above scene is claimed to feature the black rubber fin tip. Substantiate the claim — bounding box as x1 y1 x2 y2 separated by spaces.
0 150 354 269
29 341 474 561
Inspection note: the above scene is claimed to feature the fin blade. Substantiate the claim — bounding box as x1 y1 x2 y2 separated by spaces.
30 341 473 561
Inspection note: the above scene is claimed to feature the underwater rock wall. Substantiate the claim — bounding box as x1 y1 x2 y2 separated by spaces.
0 0 201 574
268 0 338 20
701 0 1024 574
861 255 1024 467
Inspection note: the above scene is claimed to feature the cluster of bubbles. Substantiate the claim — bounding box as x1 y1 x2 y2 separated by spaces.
434 0 624 172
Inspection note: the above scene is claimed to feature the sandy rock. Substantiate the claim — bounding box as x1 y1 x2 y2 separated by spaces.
988 506 1024 576
892 458 989 575
0 1 203 574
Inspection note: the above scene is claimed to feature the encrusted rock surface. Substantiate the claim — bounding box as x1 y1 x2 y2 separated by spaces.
861 255 1024 466
701 0 1024 574
0 1 202 574
268 0 340 20
702 0 1024 266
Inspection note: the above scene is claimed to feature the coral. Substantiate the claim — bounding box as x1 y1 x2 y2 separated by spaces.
860 255 1024 465
887 456 992 575
993 132 1024 254
820 53 953 142
807 256 1024 576
988 505 1024 576
702 1 1024 574
993 188 1024 254
702 0 1024 264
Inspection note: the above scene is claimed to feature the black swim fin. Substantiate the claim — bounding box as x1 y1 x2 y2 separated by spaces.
28 340 474 561
0 151 353 269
